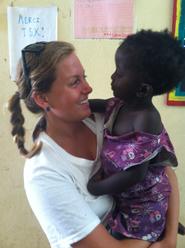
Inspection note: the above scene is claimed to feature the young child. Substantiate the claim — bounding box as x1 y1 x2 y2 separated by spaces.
87 30 185 242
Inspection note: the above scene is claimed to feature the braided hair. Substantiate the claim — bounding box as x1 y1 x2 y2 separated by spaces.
8 41 74 158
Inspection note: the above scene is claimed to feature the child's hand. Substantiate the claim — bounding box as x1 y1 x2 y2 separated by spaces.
87 168 104 195
90 168 104 182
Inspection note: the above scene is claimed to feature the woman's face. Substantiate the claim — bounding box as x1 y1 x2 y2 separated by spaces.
45 52 92 122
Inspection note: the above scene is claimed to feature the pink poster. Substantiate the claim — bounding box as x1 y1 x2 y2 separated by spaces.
74 0 134 39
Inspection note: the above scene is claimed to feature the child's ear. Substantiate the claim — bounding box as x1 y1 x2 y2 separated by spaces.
32 91 49 110
136 83 153 97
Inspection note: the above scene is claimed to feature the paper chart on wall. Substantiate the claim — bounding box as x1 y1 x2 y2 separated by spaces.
74 0 134 39
7 6 58 81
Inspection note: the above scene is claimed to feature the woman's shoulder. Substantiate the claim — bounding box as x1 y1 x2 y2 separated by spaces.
24 132 68 181
24 142 56 182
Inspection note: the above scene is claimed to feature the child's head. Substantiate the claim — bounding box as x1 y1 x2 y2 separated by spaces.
111 29 185 100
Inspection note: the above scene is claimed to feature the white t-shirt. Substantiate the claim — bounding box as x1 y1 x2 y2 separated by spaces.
24 114 113 248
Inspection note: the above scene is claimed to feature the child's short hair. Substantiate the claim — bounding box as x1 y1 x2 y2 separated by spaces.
117 29 185 95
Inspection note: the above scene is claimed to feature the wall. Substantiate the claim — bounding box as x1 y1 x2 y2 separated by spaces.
0 0 184 247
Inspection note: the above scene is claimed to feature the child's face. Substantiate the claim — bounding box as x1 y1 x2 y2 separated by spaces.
111 49 140 102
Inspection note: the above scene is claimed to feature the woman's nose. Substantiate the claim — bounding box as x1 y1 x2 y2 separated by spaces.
83 81 92 94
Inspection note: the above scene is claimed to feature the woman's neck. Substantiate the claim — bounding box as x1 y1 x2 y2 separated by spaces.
46 117 85 141
45 116 97 160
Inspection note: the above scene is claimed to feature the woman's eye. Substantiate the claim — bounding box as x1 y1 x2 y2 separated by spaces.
70 79 80 87
69 75 87 87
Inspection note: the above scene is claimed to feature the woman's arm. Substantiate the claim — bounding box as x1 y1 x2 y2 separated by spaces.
75 166 179 248
150 166 179 248
73 223 150 248
165 167 179 243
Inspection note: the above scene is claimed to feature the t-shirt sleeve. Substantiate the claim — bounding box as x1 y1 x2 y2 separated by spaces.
24 167 100 248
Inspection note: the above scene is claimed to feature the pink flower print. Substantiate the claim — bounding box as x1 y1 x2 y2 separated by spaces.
121 154 127 161
136 136 143 142
121 149 129 161
116 145 123 149
155 211 161 221
109 218 118 229
122 147 135 160
143 150 152 158
149 212 156 223
149 211 161 223
106 151 115 159
128 218 140 232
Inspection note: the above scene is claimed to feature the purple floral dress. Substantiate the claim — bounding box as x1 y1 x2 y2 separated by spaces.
101 98 176 242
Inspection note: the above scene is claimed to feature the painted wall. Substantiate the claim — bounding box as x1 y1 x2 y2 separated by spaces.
0 0 184 247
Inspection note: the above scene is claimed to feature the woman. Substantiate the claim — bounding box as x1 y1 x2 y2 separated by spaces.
8 41 179 248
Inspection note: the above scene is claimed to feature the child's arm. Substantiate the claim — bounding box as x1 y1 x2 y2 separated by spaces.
89 99 107 113
87 162 148 196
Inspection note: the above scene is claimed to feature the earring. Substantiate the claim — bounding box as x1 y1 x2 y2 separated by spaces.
45 106 50 112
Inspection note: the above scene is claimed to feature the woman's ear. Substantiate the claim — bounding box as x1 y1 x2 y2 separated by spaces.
32 91 49 110
136 83 153 97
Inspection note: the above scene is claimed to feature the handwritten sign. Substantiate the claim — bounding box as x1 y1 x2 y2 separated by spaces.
7 6 57 81
74 0 134 39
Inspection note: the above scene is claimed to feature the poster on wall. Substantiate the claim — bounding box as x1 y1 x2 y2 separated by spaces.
7 6 58 81
167 0 185 106
74 0 134 39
